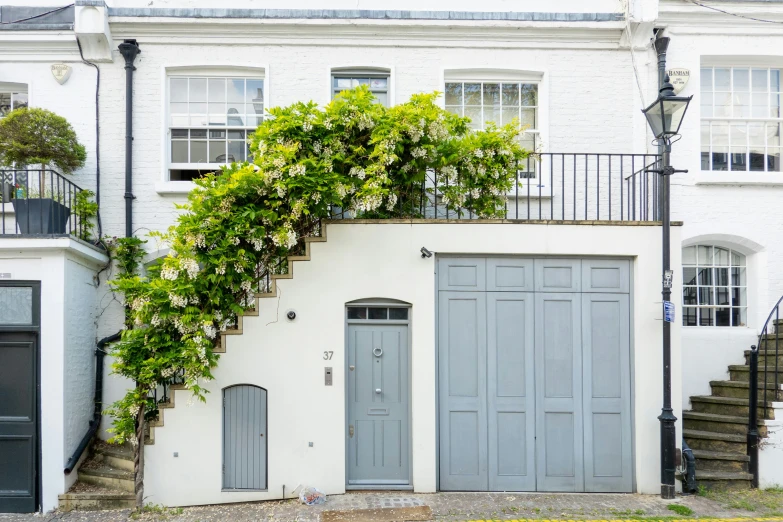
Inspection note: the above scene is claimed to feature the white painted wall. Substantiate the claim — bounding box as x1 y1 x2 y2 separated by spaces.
761 405 783 489
0 239 108 512
143 221 681 506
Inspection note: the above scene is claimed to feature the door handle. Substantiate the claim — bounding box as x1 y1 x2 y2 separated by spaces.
260 433 264 437
349 424 354 438
375 388 382 394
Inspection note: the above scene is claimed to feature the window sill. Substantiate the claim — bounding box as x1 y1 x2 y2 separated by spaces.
155 181 196 195
695 172 783 186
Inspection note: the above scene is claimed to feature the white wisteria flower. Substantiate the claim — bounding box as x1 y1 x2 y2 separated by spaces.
161 265 179 281
181 258 200 279
168 293 188 308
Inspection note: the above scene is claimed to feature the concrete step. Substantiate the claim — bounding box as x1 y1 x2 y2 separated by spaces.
695 470 753 490
78 465 134 493
730 365 783 383
58 487 135 511
93 443 134 473
683 429 747 454
710 380 783 401
682 411 767 437
689 395 775 420
691 450 750 473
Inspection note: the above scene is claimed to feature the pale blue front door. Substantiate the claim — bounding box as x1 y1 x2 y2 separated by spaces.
346 324 410 486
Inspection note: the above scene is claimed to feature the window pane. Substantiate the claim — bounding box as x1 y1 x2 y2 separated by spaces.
734 68 749 92
683 286 697 305
750 147 765 171
715 308 731 327
714 92 731 117
714 247 729 266
769 123 781 147
683 307 697 326
483 83 500 106
191 141 208 163
715 68 731 90
464 83 481 105
698 287 713 305
752 68 768 92
701 123 710 169
191 129 207 138
208 103 226 126
732 251 746 267
445 83 462 105
768 148 781 171
189 78 207 102
247 80 264 106
484 108 500 126
502 83 519 106
171 129 188 138
208 78 226 102
701 92 713 118
227 139 245 163
735 307 748 327
465 106 482 129
683 246 697 265
732 287 747 307
502 108 518 126
520 108 536 129
712 123 728 146
373 92 388 106
227 106 244 126
683 267 697 285
445 105 463 117
734 92 750 118
712 149 728 171
773 69 781 91
700 68 713 91
715 286 730 306
752 93 768 118
228 79 245 102
171 140 188 163
698 267 712 285
209 141 227 163
370 78 388 90
347 307 366 319
389 307 408 320
772 93 781 118
12 92 27 110
715 267 729 286
171 78 188 103
699 307 714 326
368 307 387 320
0 287 33 325
520 84 537 106
698 245 713 264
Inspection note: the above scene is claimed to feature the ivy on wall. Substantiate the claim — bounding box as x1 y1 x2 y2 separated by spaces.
106 86 530 453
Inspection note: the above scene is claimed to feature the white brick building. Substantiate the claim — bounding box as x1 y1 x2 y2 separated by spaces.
1 0 782 513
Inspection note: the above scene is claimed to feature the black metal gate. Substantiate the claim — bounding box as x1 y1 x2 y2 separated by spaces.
0 281 40 513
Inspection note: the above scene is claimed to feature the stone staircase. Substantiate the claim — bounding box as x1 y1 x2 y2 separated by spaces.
683 333 783 490
58 441 135 511
145 230 327 445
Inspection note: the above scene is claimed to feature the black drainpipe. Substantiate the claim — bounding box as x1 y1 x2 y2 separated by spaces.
118 39 140 238
64 332 121 474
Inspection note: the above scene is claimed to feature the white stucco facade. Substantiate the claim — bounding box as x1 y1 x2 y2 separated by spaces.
0 239 108 512
143 221 681 506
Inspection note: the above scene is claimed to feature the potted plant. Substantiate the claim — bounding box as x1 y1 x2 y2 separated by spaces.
0 107 86 234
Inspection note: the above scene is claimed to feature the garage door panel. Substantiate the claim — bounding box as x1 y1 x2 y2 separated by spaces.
487 258 534 291
439 258 486 292
582 259 630 293
439 292 488 490
488 292 535 491
536 293 583 492
535 259 581 292
582 293 632 492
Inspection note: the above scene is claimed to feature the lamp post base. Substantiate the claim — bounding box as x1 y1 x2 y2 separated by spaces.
661 484 676 499
660 406 678 499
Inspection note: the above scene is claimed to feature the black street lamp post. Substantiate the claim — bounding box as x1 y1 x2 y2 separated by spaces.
642 76 692 499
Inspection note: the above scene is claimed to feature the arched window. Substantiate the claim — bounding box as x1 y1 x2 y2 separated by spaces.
682 245 747 327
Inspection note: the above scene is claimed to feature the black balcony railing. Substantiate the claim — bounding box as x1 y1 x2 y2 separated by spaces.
329 153 662 222
0 168 87 237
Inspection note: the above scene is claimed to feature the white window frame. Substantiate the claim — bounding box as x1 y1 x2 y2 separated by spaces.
441 68 549 191
0 82 29 118
700 65 781 174
327 65 394 107
158 65 268 194
682 244 748 328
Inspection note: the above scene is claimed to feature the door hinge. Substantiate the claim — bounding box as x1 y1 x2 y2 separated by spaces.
349 424 354 438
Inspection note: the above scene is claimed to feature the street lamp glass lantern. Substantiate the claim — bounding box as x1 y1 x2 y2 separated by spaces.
642 79 692 139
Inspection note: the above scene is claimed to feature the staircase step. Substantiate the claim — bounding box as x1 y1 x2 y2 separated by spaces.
683 411 767 437
683 429 746 453
78 465 134 493
695 470 753 490
710 380 783 401
93 443 134 472
691 450 750 473
58 489 135 511
690 395 775 419
730 365 783 383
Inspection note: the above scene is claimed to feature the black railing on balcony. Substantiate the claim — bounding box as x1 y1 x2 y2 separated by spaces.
0 168 87 237
329 153 662 222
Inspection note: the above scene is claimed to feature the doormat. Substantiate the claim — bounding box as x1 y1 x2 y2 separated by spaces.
320 505 432 522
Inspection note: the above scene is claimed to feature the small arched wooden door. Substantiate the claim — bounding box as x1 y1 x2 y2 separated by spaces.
222 385 267 490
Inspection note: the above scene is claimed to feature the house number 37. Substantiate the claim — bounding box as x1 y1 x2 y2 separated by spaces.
323 351 334 360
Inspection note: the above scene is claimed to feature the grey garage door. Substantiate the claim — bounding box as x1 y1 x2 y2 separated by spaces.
438 257 632 493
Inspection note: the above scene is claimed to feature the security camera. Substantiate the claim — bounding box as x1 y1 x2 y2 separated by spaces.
286 310 296 321
420 247 433 259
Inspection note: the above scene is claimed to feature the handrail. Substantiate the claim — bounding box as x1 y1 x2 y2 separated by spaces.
0 167 86 237
748 294 783 488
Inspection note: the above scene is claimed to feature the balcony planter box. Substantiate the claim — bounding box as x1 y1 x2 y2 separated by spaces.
12 198 70 234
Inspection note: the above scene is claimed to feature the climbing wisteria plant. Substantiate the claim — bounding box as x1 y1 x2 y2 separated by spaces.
105 86 529 502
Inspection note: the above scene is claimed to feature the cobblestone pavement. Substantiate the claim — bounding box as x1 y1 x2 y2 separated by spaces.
0 492 762 522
